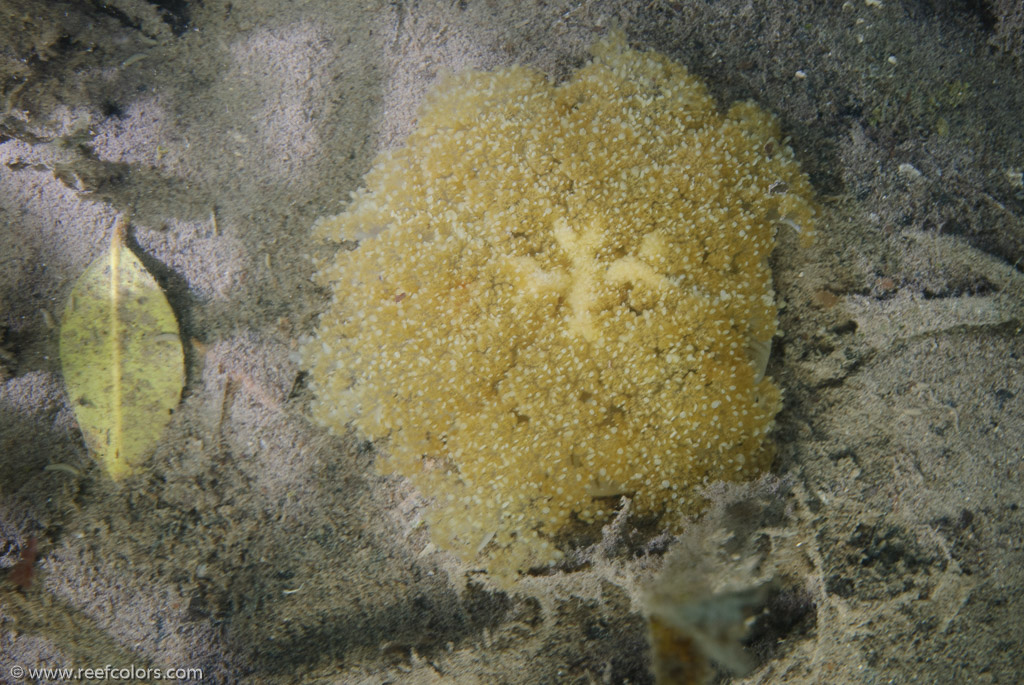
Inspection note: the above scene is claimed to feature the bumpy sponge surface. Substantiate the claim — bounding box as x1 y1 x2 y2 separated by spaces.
303 32 816 575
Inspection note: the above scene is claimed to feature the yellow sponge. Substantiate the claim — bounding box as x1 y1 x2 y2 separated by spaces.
303 31 816 577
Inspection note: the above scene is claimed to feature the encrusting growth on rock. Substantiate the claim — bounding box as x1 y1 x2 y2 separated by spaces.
303 31 816 578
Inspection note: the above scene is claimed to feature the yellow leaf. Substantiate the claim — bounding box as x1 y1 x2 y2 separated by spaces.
59 218 184 480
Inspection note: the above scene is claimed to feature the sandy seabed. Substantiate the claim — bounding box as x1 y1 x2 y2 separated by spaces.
1 1 1022 683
